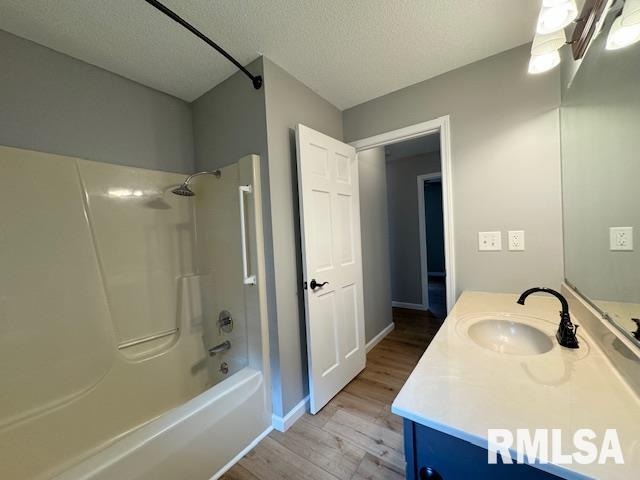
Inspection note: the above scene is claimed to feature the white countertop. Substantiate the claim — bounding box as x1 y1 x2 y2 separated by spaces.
392 291 640 480
594 299 640 334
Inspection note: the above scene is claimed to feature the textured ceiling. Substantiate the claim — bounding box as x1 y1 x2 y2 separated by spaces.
0 0 540 109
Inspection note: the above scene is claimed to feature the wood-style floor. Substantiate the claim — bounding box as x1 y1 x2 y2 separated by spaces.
222 308 443 480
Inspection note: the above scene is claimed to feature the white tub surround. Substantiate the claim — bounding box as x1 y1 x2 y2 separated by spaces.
0 147 272 480
392 291 640 480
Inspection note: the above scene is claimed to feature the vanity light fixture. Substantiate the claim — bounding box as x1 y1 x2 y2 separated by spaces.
528 2 574 75
537 0 579 35
621 0 640 26
607 0 640 50
528 29 566 74
606 16 640 49
532 29 567 55
528 0 640 74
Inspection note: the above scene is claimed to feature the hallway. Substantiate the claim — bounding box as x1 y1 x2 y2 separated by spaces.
222 309 442 480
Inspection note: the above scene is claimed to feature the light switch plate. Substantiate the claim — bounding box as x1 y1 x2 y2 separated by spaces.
610 227 633 251
479 231 502 251
508 230 525 251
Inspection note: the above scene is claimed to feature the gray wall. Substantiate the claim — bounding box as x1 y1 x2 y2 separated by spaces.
386 153 441 305
193 58 268 172
192 60 273 325
358 147 393 343
192 57 282 414
344 44 564 298
561 32 640 304
262 57 344 416
0 30 193 173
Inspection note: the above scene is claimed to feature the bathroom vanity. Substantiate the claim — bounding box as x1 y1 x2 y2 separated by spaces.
394 7 640 478
402 421 561 479
392 291 640 480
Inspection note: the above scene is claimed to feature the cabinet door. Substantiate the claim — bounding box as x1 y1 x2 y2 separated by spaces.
405 420 563 480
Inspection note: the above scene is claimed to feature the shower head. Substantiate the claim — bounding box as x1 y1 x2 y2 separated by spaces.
171 170 221 197
171 184 195 196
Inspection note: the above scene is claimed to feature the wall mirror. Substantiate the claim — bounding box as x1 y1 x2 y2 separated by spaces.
561 1 640 348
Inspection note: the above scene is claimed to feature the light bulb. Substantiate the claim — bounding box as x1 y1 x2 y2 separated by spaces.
606 16 640 50
528 50 561 74
537 0 578 34
531 29 567 55
621 0 640 28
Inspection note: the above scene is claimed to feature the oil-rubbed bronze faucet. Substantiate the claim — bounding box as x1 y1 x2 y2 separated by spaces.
517 287 579 349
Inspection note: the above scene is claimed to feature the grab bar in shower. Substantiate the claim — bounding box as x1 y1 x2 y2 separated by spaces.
118 328 179 350
208 340 231 356
239 184 257 285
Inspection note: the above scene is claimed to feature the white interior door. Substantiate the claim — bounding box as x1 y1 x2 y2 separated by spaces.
295 124 366 414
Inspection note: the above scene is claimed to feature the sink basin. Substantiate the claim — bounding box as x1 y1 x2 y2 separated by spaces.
467 318 554 355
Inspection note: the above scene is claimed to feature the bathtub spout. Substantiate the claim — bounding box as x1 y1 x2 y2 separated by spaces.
208 340 231 356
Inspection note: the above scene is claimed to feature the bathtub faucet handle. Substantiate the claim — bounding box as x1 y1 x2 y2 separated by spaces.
208 340 231 356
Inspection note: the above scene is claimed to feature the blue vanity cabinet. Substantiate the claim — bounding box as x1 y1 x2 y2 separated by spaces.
403 419 564 479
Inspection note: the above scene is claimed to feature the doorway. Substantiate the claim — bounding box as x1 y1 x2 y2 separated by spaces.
351 116 455 314
418 174 447 319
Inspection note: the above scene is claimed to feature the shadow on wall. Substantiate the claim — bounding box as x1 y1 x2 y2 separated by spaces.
289 127 310 396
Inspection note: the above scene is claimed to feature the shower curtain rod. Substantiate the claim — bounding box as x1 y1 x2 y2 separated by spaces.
143 0 263 90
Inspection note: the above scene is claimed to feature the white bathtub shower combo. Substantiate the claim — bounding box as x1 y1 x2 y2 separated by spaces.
0 146 272 479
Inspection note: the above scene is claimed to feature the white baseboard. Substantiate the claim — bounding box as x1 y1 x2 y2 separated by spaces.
272 396 309 432
392 301 427 311
366 322 394 353
210 424 273 479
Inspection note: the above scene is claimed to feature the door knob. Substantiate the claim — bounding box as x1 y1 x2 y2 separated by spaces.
419 466 443 480
309 279 329 290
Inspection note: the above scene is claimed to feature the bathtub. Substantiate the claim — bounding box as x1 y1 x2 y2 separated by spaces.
52 368 270 480
0 148 271 479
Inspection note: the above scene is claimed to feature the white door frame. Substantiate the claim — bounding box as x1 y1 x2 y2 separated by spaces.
350 116 456 313
417 173 443 311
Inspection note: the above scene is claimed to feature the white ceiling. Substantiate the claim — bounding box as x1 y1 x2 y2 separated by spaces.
0 0 540 109
385 134 441 163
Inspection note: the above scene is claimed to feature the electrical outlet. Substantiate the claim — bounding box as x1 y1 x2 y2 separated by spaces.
610 227 633 251
508 230 525 251
478 231 502 251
